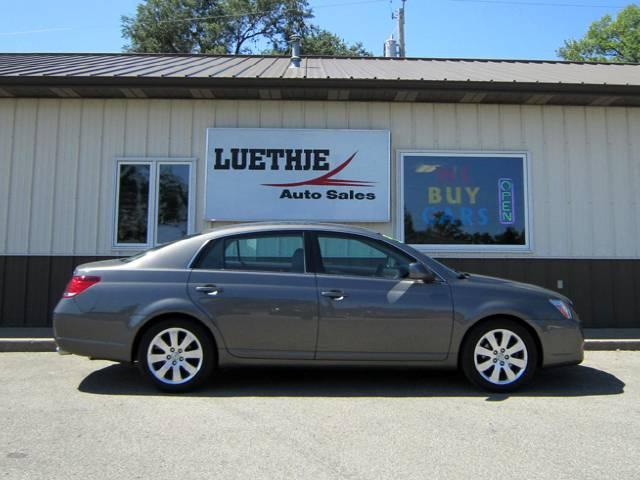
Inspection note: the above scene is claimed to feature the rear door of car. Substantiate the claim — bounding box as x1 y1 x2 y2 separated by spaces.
310 231 453 361
188 231 318 359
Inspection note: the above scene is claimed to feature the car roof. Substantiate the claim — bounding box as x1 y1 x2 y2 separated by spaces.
110 222 398 271
200 222 385 239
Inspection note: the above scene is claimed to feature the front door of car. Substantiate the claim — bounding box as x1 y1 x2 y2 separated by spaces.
188 231 318 359
311 233 453 361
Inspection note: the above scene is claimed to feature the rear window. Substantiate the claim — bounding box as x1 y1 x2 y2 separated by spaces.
119 235 198 263
195 233 305 273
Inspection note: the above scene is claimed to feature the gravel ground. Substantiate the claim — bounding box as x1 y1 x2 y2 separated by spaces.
1 351 638 480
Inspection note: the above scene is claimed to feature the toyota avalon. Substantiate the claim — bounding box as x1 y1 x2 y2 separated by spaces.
53 223 584 392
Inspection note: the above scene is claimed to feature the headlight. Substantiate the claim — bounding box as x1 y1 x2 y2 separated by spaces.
549 299 573 319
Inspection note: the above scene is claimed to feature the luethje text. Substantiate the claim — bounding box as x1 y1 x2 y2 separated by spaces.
212 148 331 171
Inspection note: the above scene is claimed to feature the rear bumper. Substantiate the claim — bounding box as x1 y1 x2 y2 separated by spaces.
54 336 130 362
53 298 131 362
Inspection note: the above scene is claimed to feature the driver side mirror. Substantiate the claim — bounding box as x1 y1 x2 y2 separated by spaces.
408 262 436 283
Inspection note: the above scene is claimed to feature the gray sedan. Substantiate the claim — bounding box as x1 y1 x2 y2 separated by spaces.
54 223 584 392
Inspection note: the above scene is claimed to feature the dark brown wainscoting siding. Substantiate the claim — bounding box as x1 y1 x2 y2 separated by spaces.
0 256 638 329
0 256 117 328
439 258 640 329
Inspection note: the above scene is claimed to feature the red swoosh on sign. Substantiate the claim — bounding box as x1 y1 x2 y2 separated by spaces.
262 151 375 187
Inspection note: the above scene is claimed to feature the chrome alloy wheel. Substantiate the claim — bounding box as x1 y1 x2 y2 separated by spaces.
146 327 204 385
473 329 528 386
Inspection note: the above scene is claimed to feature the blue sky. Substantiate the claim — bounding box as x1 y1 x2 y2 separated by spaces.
0 0 630 59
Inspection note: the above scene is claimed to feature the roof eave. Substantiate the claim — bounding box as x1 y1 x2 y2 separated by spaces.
1 75 639 106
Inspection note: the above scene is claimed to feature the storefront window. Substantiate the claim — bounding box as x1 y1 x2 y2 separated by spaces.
114 159 194 247
401 152 528 249
156 164 190 244
116 164 150 244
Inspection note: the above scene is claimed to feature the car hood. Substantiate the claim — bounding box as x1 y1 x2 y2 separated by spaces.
462 273 572 303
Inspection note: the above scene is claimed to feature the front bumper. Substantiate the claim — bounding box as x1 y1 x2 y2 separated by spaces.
540 319 584 368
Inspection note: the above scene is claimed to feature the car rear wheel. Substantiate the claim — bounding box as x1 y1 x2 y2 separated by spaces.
461 319 538 392
137 319 215 392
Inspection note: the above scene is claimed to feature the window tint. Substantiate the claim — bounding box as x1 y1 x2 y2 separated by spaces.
116 164 150 244
317 235 412 279
197 234 305 273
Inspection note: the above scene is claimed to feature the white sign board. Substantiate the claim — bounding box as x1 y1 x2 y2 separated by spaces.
205 128 390 222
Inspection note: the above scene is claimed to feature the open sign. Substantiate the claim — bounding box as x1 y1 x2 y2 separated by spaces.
498 178 515 225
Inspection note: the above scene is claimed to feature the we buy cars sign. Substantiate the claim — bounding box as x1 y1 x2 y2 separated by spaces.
205 128 390 222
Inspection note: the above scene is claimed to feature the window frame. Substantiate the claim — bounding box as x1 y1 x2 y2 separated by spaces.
113 157 196 250
191 230 312 275
308 231 419 280
395 150 532 254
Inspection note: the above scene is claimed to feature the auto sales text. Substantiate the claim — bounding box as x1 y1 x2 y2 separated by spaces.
280 189 376 200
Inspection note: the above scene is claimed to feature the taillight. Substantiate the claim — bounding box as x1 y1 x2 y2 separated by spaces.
63 275 101 298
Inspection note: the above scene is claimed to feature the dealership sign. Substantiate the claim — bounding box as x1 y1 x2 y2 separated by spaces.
205 128 390 221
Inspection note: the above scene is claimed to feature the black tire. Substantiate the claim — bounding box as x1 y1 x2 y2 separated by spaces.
461 318 538 392
137 318 216 392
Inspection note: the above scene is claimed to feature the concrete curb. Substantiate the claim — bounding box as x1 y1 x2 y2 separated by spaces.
0 339 57 352
584 339 640 351
0 338 639 353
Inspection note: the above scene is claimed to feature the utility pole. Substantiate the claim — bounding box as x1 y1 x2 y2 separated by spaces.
398 0 406 57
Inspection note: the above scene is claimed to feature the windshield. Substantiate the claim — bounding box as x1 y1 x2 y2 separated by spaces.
383 235 462 277
424 256 465 277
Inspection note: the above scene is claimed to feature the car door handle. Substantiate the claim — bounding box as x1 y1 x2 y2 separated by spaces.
195 284 223 296
321 289 346 301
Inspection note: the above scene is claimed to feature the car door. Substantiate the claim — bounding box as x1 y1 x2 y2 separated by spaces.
311 232 453 361
188 231 318 359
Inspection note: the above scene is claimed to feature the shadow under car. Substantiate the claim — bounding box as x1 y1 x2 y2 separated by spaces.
78 363 625 399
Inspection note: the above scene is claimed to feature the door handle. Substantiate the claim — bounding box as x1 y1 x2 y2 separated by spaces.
195 284 223 296
321 289 346 301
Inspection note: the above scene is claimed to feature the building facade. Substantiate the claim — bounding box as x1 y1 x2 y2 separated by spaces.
1 54 640 329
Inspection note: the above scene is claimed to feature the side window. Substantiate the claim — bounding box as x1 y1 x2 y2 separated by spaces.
196 234 305 273
317 235 413 279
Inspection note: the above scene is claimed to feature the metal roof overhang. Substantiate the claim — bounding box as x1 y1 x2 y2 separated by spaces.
1 75 639 106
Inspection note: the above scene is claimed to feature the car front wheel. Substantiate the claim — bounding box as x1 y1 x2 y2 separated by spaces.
137 319 216 392
461 319 538 392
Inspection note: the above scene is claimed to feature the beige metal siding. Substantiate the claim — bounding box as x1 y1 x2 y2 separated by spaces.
1 98 639 258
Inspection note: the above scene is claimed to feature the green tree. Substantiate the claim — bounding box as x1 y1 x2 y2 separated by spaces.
122 0 312 54
558 5 640 63
122 0 371 56
300 27 371 56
